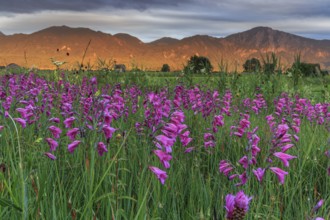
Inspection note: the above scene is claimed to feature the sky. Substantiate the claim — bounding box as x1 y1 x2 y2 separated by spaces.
0 0 330 42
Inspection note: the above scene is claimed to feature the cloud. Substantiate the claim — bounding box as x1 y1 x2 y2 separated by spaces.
0 0 330 41
0 0 193 13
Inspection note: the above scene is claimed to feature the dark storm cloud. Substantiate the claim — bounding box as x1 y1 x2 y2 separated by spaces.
0 0 330 41
1 0 329 21
0 0 193 13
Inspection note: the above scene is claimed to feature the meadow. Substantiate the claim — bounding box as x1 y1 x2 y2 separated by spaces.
0 69 329 219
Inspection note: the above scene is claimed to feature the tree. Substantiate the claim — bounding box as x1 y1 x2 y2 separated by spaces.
161 64 170 72
243 58 260 72
185 55 213 74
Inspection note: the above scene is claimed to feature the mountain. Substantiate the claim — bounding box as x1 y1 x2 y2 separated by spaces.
149 37 180 46
224 27 330 68
0 26 330 71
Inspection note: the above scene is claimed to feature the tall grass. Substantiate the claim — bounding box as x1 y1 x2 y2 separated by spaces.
0 70 329 219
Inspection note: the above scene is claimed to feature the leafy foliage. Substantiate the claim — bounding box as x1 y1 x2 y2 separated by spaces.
185 55 213 74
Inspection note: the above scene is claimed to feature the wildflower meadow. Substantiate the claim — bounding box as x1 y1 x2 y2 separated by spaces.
0 70 329 219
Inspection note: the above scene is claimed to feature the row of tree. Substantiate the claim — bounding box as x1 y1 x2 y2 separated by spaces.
243 56 328 76
160 55 328 77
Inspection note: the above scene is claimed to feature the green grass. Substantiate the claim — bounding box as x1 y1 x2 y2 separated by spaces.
0 69 329 219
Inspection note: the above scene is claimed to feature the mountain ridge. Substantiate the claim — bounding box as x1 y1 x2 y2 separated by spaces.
0 25 329 71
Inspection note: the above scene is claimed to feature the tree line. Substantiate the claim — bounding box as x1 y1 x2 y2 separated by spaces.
160 55 329 77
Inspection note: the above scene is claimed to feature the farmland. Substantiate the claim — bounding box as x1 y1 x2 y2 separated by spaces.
0 69 329 219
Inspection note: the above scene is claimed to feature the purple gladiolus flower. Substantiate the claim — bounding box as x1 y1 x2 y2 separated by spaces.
155 135 175 153
2 96 12 110
312 199 324 213
273 152 297 167
219 160 234 176
184 147 195 153
239 156 249 169
44 152 56 160
67 128 80 141
235 190 253 211
229 174 238 180
225 194 235 219
234 128 244 138
235 172 247 186
0 126 4 131
204 140 215 148
325 150 330 158
204 133 214 141
180 131 192 146
49 126 62 139
315 218 324 220
292 125 300 133
204 133 215 148
225 191 252 219
293 135 299 142
87 124 94 130
104 112 113 125
171 111 185 124
102 125 116 139
161 123 178 138
149 166 168 185
45 138 58 151
250 134 261 156
90 76 97 84
153 150 172 169
16 108 28 119
239 119 250 129
281 144 294 152
280 134 292 143
276 124 289 139
64 116 75 128
49 117 60 123
97 142 108 156
68 140 81 153
270 167 288 184
14 118 26 128
212 115 224 133
177 124 188 134
253 168 266 182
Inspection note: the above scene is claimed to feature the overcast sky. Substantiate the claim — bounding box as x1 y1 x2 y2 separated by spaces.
0 0 330 42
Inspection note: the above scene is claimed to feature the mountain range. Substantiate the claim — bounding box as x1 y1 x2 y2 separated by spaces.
1 26 330 71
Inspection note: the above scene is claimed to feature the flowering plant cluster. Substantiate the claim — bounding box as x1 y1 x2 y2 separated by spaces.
0 73 328 218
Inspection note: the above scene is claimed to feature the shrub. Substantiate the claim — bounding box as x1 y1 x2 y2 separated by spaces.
243 58 261 72
161 64 170 72
297 63 321 77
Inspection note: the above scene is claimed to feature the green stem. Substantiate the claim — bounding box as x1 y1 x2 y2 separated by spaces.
80 129 131 219
8 113 26 220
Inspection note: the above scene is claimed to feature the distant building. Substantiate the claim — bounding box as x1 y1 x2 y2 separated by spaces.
114 64 126 73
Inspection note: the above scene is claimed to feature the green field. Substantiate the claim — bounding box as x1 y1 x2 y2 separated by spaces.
0 69 329 219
